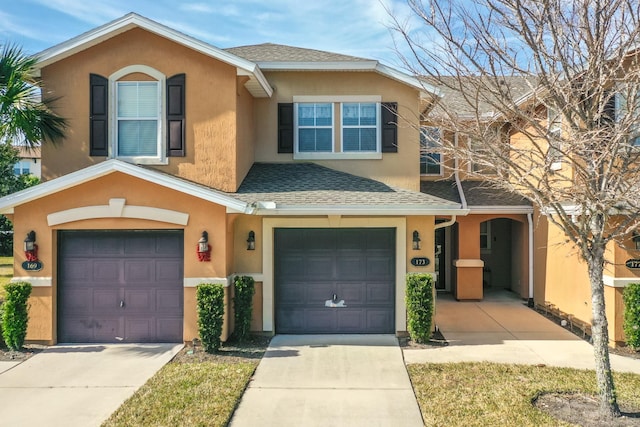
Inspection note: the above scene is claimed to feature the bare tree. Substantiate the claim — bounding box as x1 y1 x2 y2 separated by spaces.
389 0 640 418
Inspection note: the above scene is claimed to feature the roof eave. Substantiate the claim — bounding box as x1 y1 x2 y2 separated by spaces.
250 205 468 216
468 205 534 214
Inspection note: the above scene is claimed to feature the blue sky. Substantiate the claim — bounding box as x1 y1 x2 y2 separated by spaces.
0 0 416 68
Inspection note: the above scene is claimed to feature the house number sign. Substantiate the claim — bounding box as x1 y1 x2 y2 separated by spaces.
22 261 43 272
411 257 430 267
625 259 640 269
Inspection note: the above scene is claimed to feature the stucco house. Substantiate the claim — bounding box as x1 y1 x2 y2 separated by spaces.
0 13 468 344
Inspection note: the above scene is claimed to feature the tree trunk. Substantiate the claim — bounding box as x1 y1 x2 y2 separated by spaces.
588 247 621 418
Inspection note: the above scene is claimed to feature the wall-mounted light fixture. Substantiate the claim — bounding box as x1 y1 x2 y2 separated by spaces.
633 232 640 250
197 231 211 262
412 230 421 250
247 230 256 250
24 230 38 261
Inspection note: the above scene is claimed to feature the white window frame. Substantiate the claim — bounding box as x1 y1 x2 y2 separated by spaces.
295 102 335 154
340 102 380 153
109 65 167 165
293 95 382 160
480 220 492 251
420 126 443 176
13 160 31 176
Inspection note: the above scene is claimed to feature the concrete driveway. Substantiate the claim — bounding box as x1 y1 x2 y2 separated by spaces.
0 343 182 426
404 292 640 374
230 335 423 427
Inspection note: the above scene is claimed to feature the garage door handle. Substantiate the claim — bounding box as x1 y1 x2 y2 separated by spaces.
332 294 337 303
120 300 125 308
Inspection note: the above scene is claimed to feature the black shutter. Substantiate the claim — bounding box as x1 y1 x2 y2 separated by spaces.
167 73 186 157
601 91 616 125
381 102 398 153
278 103 294 153
89 74 108 156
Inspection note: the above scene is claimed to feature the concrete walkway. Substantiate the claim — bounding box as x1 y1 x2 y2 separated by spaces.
404 292 640 374
230 335 423 427
0 343 182 426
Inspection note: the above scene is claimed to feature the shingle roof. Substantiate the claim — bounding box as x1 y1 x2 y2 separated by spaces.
234 163 461 211
420 180 532 207
225 43 370 63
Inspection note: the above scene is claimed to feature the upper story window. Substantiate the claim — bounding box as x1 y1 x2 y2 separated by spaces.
420 126 442 175
13 160 30 175
285 96 390 160
89 66 186 164
547 106 563 170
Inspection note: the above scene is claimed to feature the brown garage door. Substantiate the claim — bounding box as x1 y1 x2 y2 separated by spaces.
275 228 395 334
58 230 184 343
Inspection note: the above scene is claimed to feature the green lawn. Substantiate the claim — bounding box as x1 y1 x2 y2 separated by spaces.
0 256 12 299
102 359 258 427
408 362 640 426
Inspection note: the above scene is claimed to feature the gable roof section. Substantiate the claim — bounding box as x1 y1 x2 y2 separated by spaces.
226 43 440 97
34 13 272 98
235 163 465 215
0 160 250 215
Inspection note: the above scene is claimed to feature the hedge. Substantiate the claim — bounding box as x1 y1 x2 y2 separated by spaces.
406 273 435 344
196 283 225 353
2 281 32 350
623 283 640 349
233 275 255 342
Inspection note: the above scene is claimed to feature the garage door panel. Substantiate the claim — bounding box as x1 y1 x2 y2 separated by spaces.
367 283 394 304
156 290 182 310
276 308 306 331
367 310 393 332
277 255 305 279
59 230 183 343
337 229 365 250
337 282 364 305
124 261 153 283
367 231 394 250
305 256 334 277
277 281 306 304
337 310 365 331
305 309 337 331
336 256 366 279
366 256 394 279
306 283 334 304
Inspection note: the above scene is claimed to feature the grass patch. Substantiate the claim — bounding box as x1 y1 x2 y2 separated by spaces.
408 362 640 426
0 257 13 299
102 360 258 427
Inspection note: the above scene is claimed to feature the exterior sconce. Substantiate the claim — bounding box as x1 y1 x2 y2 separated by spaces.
412 230 421 250
633 232 640 250
247 230 256 250
197 231 211 262
24 230 38 261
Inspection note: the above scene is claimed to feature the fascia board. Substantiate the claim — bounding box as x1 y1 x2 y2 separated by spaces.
252 206 469 216
0 159 249 214
468 205 534 214
35 13 272 97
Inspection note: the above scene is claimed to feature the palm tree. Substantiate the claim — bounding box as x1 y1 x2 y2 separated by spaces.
0 44 66 147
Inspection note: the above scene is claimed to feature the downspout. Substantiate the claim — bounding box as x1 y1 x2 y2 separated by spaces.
453 131 468 210
527 212 534 307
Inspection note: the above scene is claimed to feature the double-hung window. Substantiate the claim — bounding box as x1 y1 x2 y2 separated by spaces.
116 81 161 158
420 126 442 175
297 103 333 152
342 103 378 152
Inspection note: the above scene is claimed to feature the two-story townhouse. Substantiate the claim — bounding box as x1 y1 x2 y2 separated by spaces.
0 13 466 344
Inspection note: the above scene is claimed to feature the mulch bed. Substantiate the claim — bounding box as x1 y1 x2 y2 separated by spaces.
0 344 46 362
171 334 272 364
534 393 640 426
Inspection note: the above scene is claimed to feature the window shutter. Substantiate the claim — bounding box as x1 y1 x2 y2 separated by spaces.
278 103 294 153
601 91 616 125
167 73 186 157
89 74 108 156
381 102 398 153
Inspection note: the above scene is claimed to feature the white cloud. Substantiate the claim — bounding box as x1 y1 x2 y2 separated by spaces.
29 0 124 25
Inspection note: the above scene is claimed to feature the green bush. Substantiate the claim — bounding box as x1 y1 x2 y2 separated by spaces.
0 300 5 348
623 283 640 349
233 275 255 342
406 273 435 344
2 281 32 350
196 283 225 353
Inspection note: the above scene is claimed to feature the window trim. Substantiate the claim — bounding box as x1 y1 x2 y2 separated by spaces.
109 65 167 165
294 102 335 155
420 126 443 176
480 220 492 252
292 95 383 160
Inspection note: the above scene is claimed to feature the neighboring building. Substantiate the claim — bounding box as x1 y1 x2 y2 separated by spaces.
0 13 462 344
13 145 41 178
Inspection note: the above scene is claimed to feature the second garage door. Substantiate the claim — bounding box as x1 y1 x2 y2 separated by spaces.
58 230 184 343
275 228 395 334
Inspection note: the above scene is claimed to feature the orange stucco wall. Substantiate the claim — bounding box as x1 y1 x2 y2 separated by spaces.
12 172 230 343
252 71 423 191
40 28 241 192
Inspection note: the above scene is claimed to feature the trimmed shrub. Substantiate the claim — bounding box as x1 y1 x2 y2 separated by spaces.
623 283 640 349
196 283 225 353
406 273 435 344
2 281 32 350
233 275 255 342
0 301 5 348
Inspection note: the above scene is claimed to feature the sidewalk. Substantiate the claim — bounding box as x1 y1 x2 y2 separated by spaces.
403 292 640 374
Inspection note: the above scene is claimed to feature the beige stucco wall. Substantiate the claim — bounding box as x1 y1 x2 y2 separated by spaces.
12 172 230 343
252 71 422 191
40 28 242 192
